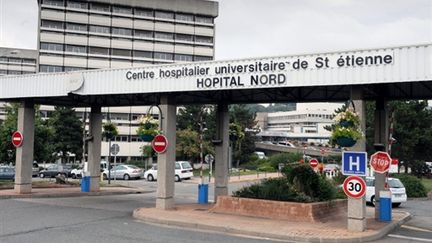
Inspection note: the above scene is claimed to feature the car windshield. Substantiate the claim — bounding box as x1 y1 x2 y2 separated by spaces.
181 162 192 169
389 179 404 188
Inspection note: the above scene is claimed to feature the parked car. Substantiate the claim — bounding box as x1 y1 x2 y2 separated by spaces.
365 177 407 207
39 164 72 178
0 166 15 181
254 151 267 159
71 167 83 179
102 164 143 180
323 164 340 173
32 162 40 177
144 161 193 182
277 141 296 148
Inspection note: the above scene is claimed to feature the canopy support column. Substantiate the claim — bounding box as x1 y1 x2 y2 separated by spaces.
214 103 229 202
88 105 102 192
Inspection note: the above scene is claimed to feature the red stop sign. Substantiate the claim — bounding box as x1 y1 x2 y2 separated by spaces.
152 134 168 154
12 131 24 148
370 151 391 173
310 158 319 168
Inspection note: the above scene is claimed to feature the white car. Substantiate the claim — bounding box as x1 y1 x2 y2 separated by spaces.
71 168 83 179
102 164 144 180
144 161 193 182
365 177 407 207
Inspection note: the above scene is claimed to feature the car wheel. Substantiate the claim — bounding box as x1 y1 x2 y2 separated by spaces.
71 174 76 179
39 173 45 178
175 175 181 182
103 174 107 180
147 174 154 181
371 196 376 207
123 174 130 180
393 203 401 207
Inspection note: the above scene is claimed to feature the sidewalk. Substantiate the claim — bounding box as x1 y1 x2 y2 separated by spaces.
0 186 153 199
133 204 411 243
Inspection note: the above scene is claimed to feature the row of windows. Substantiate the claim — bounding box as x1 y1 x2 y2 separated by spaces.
40 42 211 61
0 70 36 75
42 0 214 23
0 57 37 64
41 21 214 43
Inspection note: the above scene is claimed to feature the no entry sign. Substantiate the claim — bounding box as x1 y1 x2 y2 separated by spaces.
310 158 319 168
152 134 168 154
343 176 366 199
11 131 23 148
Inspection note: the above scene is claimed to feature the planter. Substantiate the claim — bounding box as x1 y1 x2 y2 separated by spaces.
140 134 154 142
336 137 356 147
211 196 347 222
340 120 354 127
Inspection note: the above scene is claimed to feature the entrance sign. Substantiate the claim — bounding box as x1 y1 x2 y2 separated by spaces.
11 131 23 148
152 135 168 154
343 176 367 199
309 158 319 168
370 151 391 173
342 151 367 176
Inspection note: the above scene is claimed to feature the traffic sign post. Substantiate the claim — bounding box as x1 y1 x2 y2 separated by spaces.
342 151 367 176
370 151 391 173
11 131 24 148
110 144 120 181
152 134 168 154
309 158 318 168
343 176 367 199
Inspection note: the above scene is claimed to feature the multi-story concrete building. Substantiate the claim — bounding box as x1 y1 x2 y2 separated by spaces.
36 0 219 162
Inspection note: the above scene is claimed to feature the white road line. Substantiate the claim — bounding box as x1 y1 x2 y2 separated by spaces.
401 225 432 233
388 234 432 242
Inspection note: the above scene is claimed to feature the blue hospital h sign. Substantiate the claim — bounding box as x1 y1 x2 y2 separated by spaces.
342 151 367 176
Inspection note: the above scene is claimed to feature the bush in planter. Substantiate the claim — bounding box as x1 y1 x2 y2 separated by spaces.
393 173 427 197
331 107 363 147
102 122 118 140
136 114 160 141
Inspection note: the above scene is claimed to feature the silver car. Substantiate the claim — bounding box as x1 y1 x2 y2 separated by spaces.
103 164 144 180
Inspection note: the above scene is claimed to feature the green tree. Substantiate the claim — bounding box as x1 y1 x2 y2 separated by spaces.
49 106 83 163
176 128 213 163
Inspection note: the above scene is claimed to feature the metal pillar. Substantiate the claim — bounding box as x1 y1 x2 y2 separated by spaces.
156 95 176 210
214 103 229 202
374 98 389 219
348 87 366 231
88 106 102 192
14 101 35 194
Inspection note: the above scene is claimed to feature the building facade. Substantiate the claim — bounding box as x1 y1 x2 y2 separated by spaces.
35 0 218 162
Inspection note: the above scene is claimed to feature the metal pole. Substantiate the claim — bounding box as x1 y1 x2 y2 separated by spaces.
114 153 117 182
199 114 204 184
108 139 111 184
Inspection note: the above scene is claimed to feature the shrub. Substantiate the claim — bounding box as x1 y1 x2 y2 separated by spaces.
268 152 303 169
393 174 427 197
233 178 297 201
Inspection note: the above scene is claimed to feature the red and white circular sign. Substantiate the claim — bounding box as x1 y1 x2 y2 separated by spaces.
370 151 391 173
343 176 366 199
11 131 23 148
151 134 168 154
310 158 319 168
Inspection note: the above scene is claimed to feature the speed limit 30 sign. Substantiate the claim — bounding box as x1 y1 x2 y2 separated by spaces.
343 176 366 199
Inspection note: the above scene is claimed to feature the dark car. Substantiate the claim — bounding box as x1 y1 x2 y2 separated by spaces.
0 166 15 181
39 164 72 178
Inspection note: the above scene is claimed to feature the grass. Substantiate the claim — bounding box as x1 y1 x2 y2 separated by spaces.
421 178 432 193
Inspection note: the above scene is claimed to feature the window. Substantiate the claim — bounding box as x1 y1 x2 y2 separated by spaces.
175 163 181 170
41 20 64 30
66 23 87 31
155 11 174 19
64 66 84 72
8 70 22 75
133 51 152 58
41 42 64 52
89 47 109 55
43 0 64 7
0 57 7 62
175 34 193 42
196 16 213 24
194 56 212 61
112 49 131 57
113 6 132 15
135 8 153 17
112 27 132 36
90 3 110 12
8 58 22 63
0 70 7 75
65 45 86 53
89 25 110 34
176 13 193 22
154 52 173 60
40 65 63 72
155 32 174 40
195 36 213 44
134 30 153 38
175 54 192 62
67 1 87 9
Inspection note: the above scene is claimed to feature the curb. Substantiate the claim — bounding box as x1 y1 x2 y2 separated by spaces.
0 189 154 200
132 209 411 243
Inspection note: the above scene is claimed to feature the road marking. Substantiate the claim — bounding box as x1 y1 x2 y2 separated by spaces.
388 234 432 242
401 225 432 233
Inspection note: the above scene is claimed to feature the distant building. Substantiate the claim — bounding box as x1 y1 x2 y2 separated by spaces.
256 102 342 144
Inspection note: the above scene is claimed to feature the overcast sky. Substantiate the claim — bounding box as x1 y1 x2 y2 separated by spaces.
0 0 430 60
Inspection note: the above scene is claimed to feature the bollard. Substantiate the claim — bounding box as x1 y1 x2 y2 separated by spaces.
81 176 90 192
198 184 208 204
379 190 392 221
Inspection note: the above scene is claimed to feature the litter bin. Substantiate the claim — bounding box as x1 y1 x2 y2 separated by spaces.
379 190 392 221
81 176 90 192
198 184 208 204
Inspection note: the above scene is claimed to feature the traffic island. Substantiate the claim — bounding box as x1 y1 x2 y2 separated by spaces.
133 204 411 242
